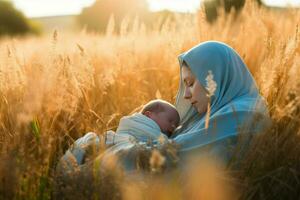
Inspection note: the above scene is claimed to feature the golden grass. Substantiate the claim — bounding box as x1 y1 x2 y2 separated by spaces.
1 1 300 199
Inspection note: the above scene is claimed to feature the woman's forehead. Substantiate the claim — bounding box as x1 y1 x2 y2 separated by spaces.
182 66 195 79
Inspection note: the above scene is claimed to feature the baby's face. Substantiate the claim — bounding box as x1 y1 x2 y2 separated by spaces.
150 106 180 137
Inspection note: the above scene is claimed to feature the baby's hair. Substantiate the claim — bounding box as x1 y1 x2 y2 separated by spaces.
141 99 176 114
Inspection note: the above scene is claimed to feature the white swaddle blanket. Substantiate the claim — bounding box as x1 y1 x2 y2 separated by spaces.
59 113 167 171
116 112 164 141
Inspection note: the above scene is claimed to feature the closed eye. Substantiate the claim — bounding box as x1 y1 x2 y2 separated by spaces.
170 120 178 128
184 79 194 87
188 81 194 87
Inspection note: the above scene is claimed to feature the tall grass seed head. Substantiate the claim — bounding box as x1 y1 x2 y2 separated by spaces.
205 70 217 98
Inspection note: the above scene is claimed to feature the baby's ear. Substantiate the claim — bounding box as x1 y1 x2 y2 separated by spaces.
143 111 152 117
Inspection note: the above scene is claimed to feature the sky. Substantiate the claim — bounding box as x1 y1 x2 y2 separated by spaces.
11 0 300 18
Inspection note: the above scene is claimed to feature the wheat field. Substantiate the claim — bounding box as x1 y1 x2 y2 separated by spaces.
0 1 300 199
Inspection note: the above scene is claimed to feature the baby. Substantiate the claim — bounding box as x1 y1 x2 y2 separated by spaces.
62 100 180 166
114 99 180 142
140 99 180 137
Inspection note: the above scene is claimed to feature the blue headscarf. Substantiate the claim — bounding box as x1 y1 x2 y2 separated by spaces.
173 41 270 162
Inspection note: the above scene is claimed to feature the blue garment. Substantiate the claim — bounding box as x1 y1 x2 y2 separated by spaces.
173 41 270 162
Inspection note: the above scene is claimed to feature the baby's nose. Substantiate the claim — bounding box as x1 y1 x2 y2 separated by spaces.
169 124 176 132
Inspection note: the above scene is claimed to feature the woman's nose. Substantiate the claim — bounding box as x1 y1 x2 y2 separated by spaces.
184 87 192 99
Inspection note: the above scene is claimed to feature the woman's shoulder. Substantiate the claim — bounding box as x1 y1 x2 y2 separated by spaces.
213 97 271 131
216 96 266 115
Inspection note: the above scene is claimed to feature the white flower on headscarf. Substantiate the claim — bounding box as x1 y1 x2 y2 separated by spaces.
205 70 217 98
205 70 217 129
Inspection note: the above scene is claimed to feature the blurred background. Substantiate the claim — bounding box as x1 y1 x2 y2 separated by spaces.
0 0 300 36
1 0 300 199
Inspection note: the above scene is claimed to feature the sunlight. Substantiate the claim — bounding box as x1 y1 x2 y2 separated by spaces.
147 0 201 13
13 0 95 18
263 0 300 7
11 0 300 18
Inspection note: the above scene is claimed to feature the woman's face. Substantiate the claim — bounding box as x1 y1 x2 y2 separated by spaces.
182 65 209 115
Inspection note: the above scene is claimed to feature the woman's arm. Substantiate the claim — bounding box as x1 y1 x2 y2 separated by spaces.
57 131 136 173
174 111 268 163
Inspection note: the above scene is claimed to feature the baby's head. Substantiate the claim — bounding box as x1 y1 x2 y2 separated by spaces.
141 99 180 137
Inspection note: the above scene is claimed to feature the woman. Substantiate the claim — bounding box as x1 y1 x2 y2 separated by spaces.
172 41 270 163
58 41 270 172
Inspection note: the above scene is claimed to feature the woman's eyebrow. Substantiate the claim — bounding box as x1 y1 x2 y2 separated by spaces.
183 77 190 83
183 77 192 84
183 79 187 84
